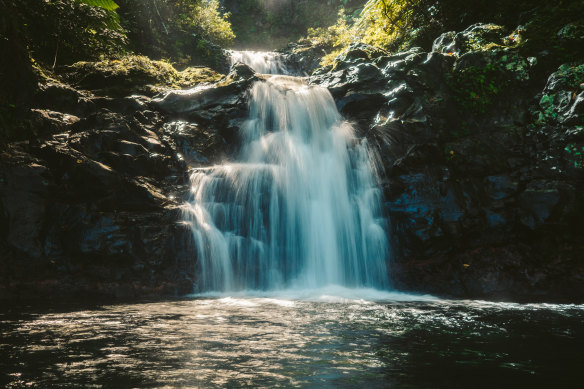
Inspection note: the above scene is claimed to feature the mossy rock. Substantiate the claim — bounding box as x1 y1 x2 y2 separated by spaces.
433 24 508 57
63 56 223 97
177 67 223 88
327 43 389 72
535 63 584 125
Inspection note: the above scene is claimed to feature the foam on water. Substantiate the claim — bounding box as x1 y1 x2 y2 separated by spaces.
190 286 438 304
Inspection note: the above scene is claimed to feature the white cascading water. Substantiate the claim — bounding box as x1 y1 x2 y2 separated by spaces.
229 50 287 74
184 53 390 292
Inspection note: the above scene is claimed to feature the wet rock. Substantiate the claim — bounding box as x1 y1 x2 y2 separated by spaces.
556 22 584 43
0 147 52 258
29 109 80 137
0 72 206 300
315 27 584 301
433 23 507 57
484 175 519 201
160 121 224 165
34 82 95 116
535 63 584 125
279 42 328 75
153 63 257 118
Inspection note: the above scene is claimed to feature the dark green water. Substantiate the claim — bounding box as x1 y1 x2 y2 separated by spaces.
1 289 583 388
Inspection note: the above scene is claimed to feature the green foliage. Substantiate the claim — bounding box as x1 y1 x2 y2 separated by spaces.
76 0 119 11
564 142 584 169
116 0 234 70
308 0 559 65
534 63 584 129
20 0 127 67
64 55 223 96
447 63 510 114
189 0 235 47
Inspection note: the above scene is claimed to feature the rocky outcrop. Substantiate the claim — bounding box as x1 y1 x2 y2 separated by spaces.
311 32 584 301
62 56 224 98
0 62 256 301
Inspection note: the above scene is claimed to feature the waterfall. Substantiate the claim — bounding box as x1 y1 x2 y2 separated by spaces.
184 54 389 292
229 50 287 74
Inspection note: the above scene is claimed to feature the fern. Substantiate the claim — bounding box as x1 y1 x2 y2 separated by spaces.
76 0 119 11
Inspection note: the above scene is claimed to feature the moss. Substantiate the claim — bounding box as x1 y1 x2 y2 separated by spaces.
63 55 223 96
69 55 178 84
177 67 223 88
462 24 507 53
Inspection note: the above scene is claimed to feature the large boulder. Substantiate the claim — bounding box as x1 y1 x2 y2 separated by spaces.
63 55 223 97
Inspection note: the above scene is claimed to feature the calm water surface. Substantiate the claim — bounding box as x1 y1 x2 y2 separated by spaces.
1 289 583 388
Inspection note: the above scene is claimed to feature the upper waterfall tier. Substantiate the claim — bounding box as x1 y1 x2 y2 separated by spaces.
229 50 287 74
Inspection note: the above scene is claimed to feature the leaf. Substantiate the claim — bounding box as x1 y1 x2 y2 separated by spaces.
76 0 119 11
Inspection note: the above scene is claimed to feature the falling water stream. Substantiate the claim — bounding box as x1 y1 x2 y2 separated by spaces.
185 52 389 292
228 50 288 74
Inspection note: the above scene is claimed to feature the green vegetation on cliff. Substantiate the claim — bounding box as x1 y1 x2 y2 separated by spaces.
0 0 236 143
308 0 584 66
117 0 234 69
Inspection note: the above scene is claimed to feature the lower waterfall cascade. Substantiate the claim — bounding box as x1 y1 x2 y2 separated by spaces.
184 58 390 292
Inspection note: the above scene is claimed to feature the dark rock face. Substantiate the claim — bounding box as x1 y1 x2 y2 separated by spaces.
0 64 256 301
311 40 584 302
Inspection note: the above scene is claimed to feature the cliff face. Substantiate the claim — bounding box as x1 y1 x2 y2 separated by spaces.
0 61 257 301
307 23 584 301
1 14 583 302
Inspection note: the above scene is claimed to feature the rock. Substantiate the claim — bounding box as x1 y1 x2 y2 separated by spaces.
0 69 207 300
160 121 224 166
62 55 224 98
454 50 531 83
279 42 328 75
535 63 584 125
556 22 584 43
0 147 52 258
309 25 584 301
432 23 507 57
153 63 257 117
29 109 80 137
34 82 95 116
484 175 519 201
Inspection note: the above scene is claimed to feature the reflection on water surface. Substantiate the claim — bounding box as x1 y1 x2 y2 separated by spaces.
1 290 583 388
